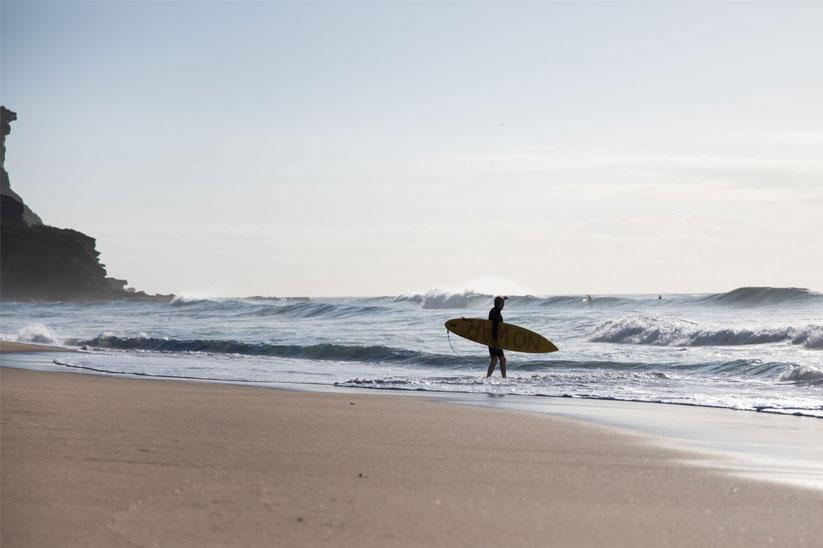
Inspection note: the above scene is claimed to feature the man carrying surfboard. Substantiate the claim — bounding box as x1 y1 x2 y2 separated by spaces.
444 306 557 368
486 296 508 378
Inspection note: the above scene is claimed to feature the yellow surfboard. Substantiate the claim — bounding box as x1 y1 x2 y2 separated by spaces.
444 318 558 354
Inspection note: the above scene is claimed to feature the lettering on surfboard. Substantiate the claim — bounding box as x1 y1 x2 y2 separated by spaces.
461 319 543 351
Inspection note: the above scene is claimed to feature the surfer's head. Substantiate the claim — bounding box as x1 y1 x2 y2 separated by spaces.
494 296 507 308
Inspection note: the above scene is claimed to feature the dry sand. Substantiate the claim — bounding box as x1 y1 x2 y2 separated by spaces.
2 367 822 547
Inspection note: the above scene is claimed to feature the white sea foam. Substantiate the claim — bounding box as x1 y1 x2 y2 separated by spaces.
779 365 823 385
15 323 59 345
791 325 823 350
2 289 822 418
589 316 823 349
396 289 491 309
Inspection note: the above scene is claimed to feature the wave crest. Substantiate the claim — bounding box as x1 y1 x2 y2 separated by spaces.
778 365 823 385
14 323 59 345
791 325 823 349
242 302 388 319
589 317 823 349
703 287 822 307
395 290 492 309
68 335 471 366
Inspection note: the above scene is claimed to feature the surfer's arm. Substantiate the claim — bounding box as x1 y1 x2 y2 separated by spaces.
490 311 501 347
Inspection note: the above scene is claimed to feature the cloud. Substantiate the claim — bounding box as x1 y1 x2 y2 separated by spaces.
452 149 823 173
447 149 823 191
772 131 823 147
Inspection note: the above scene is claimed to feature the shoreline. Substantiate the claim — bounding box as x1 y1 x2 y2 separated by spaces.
0 340 76 353
3 367 823 547
3 344 823 492
3 340 820 418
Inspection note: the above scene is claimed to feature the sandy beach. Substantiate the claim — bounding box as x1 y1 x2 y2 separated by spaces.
0 341 74 353
4 2 821 546
2 366 822 548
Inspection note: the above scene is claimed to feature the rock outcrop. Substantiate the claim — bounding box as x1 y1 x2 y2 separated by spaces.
0 106 171 301
1 107 42 227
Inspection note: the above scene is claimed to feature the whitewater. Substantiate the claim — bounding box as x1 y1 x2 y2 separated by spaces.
2 287 821 417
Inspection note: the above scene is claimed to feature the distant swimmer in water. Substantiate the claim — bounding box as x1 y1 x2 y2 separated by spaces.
586 294 593 304
658 295 662 300
486 296 508 378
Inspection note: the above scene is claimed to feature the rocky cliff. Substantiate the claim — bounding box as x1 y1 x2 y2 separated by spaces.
0 106 171 301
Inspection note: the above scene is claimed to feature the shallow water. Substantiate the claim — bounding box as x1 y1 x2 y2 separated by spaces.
1 287 821 416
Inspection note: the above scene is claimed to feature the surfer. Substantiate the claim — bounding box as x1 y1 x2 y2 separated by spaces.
486 296 508 378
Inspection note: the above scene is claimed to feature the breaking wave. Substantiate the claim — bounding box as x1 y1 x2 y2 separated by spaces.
67 335 472 366
12 323 60 345
778 365 823 385
0 323 62 344
60 333 822 390
394 290 492 309
392 291 643 309
790 325 823 350
589 317 823 349
237 302 390 319
164 298 392 319
156 287 823 314
562 295 636 307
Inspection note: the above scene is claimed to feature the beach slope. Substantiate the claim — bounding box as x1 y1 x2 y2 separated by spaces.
2 368 821 547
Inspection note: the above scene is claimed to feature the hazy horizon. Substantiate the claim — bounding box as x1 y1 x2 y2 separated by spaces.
2 1 821 297
170 286 821 301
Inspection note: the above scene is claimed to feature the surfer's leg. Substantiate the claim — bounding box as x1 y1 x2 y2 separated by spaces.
487 355 498 377
499 354 507 379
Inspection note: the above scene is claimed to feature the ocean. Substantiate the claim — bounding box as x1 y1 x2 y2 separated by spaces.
2 286 821 418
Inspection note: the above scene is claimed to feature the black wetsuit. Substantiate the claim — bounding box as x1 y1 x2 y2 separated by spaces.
488 306 504 358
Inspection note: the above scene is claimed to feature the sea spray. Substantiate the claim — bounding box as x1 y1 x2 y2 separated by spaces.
589 316 823 349
14 323 60 345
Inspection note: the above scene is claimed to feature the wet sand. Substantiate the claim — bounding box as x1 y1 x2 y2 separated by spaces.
0 341 74 353
2 367 822 547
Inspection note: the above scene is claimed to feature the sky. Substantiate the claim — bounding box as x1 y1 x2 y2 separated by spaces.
2 0 821 297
